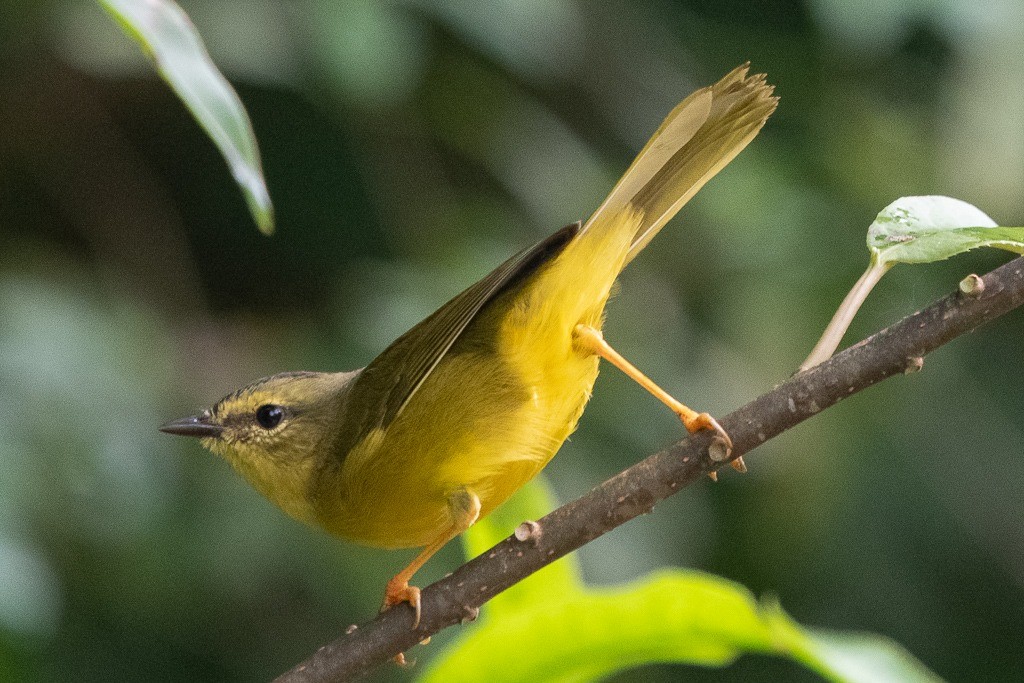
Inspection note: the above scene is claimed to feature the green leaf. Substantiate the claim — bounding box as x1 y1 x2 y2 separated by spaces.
801 195 1024 370
419 568 942 683
868 196 1024 265
803 630 945 683
423 477 943 682
419 570 775 683
461 479 583 620
98 0 274 234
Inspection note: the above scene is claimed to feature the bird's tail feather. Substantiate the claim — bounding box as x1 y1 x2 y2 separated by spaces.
582 63 778 266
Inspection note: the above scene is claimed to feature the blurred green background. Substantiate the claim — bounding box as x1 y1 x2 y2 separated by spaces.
2 1 1023 681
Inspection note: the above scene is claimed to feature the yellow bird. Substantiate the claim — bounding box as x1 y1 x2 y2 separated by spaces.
162 64 776 628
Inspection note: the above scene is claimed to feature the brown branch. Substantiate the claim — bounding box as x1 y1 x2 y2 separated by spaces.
277 256 1024 682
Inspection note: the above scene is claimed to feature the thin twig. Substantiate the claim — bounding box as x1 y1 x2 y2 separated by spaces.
277 256 1024 683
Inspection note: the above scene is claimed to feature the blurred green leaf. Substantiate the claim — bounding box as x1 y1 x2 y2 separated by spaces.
803 629 945 683
868 196 1024 265
460 478 582 621
98 0 274 234
420 569 774 683
422 479 942 683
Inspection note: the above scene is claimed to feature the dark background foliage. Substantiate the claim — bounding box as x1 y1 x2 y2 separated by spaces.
1 1 1022 680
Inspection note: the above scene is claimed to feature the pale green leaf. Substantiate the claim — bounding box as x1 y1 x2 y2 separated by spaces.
419 568 943 683
804 630 945 683
419 570 777 683
99 0 274 234
428 477 942 683
761 601 944 683
801 195 1024 370
867 195 1023 265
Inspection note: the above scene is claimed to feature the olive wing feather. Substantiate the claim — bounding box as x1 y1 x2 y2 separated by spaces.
340 223 580 441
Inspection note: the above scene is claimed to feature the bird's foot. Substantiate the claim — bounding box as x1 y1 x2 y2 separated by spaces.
382 577 422 628
681 412 745 478
382 578 422 665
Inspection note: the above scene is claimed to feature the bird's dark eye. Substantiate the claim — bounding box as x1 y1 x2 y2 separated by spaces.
255 404 284 429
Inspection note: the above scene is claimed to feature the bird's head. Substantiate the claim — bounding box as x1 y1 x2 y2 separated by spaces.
160 370 359 522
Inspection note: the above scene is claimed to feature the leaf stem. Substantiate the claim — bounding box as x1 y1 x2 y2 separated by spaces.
798 257 891 372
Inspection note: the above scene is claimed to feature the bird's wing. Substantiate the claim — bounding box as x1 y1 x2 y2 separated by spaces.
344 222 579 433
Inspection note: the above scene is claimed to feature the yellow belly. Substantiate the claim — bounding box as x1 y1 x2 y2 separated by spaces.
325 344 599 548
326 214 638 549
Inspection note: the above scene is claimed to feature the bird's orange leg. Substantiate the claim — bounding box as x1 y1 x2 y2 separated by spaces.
573 324 740 479
382 489 481 663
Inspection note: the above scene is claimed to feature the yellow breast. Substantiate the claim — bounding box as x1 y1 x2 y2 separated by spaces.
324 211 641 548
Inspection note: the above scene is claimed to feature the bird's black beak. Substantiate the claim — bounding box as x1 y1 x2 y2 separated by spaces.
160 413 223 438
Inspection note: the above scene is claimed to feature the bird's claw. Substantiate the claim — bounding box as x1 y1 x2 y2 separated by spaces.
682 412 742 480
382 579 422 665
382 580 422 628
692 413 733 453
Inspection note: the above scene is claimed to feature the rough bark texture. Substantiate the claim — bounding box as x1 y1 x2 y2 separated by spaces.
277 257 1024 682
